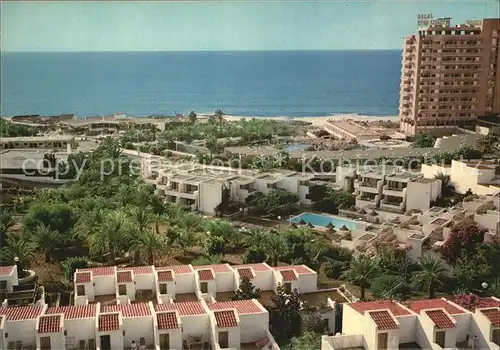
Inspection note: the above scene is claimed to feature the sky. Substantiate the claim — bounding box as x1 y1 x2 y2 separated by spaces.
1 1 499 52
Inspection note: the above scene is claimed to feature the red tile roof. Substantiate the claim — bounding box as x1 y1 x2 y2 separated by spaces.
98 313 120 332
274 265 315 274
481 308 500 327
280 270 298 281
209 300 263 314
237 268 255 279
75 272 91 283
101 303 151 317
157 270 174 282
198 269 215 281
157 265 193 274
0 266 15 276
0 305 44 321
155 302 207 316
425 310 456 329
79 266 115 276
237 263 271 272
116 271 133 283
369 311 399 330
350 301 411 316
38 315 62 333
157 312 179 330
118 266 153 275
410 299 464 315
481 298 500 308
46 305 96 319
195 264 231 273
214 310 238 328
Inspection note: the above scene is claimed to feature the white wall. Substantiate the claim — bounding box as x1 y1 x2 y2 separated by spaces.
215 326 240 349
215 272 237 293
155 328 182 350
96 330 123 350
175 273 196 295
5 319 38 346
199 182 223 214
134 274 155 291
94 276 115 296
298 273 317 294
397 315 418 344
123 317 155 347
453 313 472 343
238 313 268 344
250 271 274 292
65 318 95 348
180 315 211 343
1 268 18 293
36 331 65 350
407 182 437 211
474 212 500 233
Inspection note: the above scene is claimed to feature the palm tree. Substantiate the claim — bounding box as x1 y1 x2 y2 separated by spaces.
412 256 447 298
32 224 62 262
129 207 154 265
203 220 236 241
0 210 15 248
214 109 225 123
129 230 167 265
0 235 36 272
265 233 287 267
434 172 455 197
343 255 379 300
188 111 197 125
90 211 130 263
176 227 200 255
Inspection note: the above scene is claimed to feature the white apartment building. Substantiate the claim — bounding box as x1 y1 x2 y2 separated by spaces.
340 192 499 261
422 159 500 196
74 263 318 306
353 168 441 213
0 299 277 350
322 297 500 350
142 161 313 214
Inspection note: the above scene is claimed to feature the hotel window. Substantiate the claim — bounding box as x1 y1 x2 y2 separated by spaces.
491 329 500 346
159 283 168 295
118 284 127 295
77 285 85 296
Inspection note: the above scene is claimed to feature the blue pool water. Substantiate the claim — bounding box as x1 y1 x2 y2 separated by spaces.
289 212 357 230
284 143 310 152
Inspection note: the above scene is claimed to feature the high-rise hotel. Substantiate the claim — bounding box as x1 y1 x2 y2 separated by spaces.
399 17 500 136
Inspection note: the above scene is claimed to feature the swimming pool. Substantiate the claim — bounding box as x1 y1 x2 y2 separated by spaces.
289 212 357 230
284 143 310 151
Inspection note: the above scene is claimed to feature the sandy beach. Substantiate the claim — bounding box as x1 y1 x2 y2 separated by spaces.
222 114 399 127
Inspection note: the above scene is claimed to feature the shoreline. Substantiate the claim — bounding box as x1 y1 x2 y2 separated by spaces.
221 114 399 127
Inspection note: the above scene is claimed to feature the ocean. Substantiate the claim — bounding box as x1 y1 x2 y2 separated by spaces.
1 50 402 118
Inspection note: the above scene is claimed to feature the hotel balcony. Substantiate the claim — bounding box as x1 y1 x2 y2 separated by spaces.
380 197 405 213
356 178 383 194
382 185 407 198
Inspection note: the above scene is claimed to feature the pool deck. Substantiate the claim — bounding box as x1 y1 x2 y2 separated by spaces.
289 212 364 230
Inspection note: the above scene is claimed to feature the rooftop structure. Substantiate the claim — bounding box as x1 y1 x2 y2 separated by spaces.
0 135 76 150
324 120 380 141
322 297 500 350
421 158 500 196
399 18 500 136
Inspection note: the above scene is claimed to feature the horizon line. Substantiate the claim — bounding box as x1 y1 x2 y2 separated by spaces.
1 48 403 53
